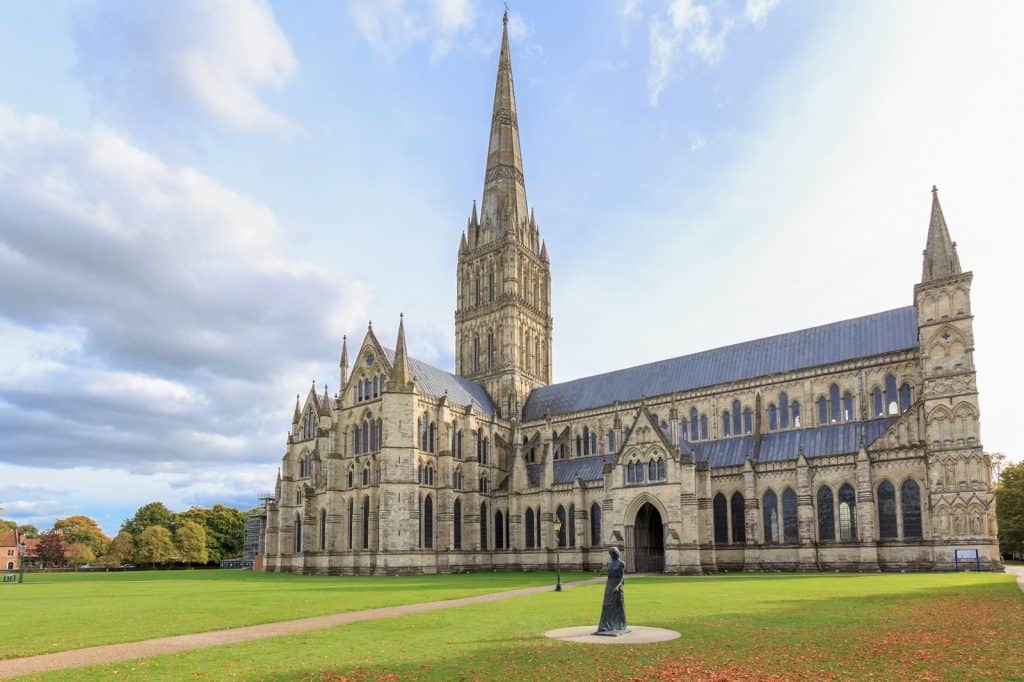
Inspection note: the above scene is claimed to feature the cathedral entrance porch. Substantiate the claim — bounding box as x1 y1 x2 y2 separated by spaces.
628 503 665 573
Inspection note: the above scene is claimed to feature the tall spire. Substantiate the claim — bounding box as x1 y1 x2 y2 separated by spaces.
388 313 413 392
921 185 962 283
292 394 301 425
479 10 528 242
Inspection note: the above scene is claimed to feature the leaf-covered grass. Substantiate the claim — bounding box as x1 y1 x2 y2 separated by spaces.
0 569 586 660
26 571 1024 681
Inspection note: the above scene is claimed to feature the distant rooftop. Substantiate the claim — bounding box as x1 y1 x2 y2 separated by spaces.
522 306 918 421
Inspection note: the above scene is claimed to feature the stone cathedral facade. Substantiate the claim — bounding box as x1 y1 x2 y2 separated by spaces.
262 15 1000 575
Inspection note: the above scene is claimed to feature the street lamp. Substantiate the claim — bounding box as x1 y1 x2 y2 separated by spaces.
18 542 25 584
552 520 562 592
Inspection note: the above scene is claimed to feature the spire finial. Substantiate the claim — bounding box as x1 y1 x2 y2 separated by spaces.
388 313 413 392
921 185 962 282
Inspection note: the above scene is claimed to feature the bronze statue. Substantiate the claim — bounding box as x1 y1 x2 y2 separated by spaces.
594 547 629 636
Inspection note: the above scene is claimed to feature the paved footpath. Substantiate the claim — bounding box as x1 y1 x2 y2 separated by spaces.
1006 564 1024 593
0 577 603 679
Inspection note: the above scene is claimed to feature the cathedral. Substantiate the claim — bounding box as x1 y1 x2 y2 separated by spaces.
262 14 1000 575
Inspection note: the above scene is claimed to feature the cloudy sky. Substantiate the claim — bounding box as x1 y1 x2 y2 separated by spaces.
1 0 1021 535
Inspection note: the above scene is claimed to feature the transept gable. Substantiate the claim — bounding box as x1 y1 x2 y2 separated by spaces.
343 325 392 404
615 405 677 466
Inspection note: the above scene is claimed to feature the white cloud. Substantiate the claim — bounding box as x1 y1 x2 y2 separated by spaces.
745 0 781 27
624 0 644 19
72 0 298 134
0 105 370 476
350 0 482 61
646 0 731 106
689 134 706 151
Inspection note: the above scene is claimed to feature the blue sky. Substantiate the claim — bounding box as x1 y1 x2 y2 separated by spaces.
1 0 1021 535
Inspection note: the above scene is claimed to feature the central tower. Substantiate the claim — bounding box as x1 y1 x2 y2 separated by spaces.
455 12 552 419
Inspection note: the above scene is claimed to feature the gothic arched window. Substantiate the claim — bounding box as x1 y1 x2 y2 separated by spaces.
877 480 898 539
362 466 370 486
690 408 699 441
730 492 746 543
743 408 753 434
791 401 801 427
732 400 742 435
829 384 841 422
607 430 616 452
817 396 828 425
817 486 835 541
768 404 778 430
525 507 535 548
582 427 590 455
294 514 302 553
901 479 923 538
779 392 790 428
842 392 854 421
838 483 857 541
722 410 731 436
568 504 576 547
590 502 601 546
362 496 370 549
763 489 779 544
495 510 504 549
319 508 327 551
713 493 728 544
555 505 567 547
423 495 434 549
885 374 899 415
480 501 488 549
487 332 494 369
782 488 798 543
453 498 462 550
872 387 884 417
899 383 913 413
348 498 354 549
700 414 708 440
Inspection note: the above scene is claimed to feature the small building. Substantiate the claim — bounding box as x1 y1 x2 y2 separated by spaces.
1 531 19 571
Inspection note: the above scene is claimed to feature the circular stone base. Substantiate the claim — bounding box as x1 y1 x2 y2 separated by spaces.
544 626 680 645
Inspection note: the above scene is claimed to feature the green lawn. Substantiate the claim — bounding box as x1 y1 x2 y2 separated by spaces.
1 569 586 660
23 572 1024 681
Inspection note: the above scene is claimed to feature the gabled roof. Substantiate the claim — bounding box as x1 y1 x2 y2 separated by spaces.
522 306 918 420
383 349 495 414
691 417 897 468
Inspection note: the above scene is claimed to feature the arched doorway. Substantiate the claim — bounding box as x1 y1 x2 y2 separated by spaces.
632 503 664 573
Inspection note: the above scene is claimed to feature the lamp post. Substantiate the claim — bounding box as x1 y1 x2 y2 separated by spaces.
552 520 562 592
18 542 25 584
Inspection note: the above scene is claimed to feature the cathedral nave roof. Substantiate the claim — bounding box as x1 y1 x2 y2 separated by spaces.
521 306 918 421
382 348 496 415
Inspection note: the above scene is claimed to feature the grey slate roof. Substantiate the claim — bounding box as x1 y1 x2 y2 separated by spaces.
690 417 897 468
525 454 614 486
526 418 896 483
383 349 495 414
522 306 918 420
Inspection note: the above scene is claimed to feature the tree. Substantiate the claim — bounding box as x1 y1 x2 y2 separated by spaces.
175 521 209 568
122 502 176 538
36 530 67 568
0 518 16 534
53 515 110 557
18 524 39 539
66 543 96 569
105 531 135 566
178 504 245 562
996 461 1024 557
135 526 175 567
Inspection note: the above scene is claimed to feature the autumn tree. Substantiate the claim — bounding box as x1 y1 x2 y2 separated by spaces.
36 530 67 568
996 460 1024 557
66 543 96 569
175 521 209 567
105 531 135 566
18 524 39 538
135 526 175 567
53 515 110 557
